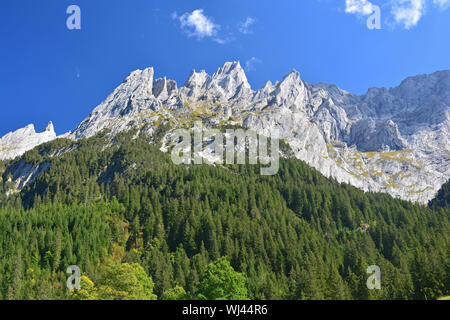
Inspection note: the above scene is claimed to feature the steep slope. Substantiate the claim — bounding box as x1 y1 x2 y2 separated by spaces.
1 131 448 300
68 62 449 203
0 122 56 161
429 179 450 209
1 62 449 203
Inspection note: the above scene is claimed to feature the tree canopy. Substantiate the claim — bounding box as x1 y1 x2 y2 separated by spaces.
0 130 448 300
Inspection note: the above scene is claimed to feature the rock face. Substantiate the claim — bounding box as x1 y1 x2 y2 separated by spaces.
5 159 51 190
0 122 56 160
2 62 449 203
349 119 407 152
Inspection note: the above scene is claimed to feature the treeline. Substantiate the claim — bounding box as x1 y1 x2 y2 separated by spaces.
0 130 448 300
429 179 450 210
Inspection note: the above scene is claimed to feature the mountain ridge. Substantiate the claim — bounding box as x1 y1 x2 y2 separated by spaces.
1 62 449 204
0 121 56 161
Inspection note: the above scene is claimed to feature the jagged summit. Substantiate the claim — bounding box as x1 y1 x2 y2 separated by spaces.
1 62 449 204
0 121 57 161
180 61 252 101
67 63 449 203
208 61 252 100
284 69 301 80
45 121 54 132
180 69 211 100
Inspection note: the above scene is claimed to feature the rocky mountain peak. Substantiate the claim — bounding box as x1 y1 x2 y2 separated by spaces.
180 69 211 99
2 62 449 204
23 124 36 134
283 69 301 82
271 69 308 109
153 77 178 101
179 61 252 102
45 121 55 133
390 70 450 108
213 61 245 77
186 69 210 82
125 67 154 82
0 122 57 160
208 61 252 100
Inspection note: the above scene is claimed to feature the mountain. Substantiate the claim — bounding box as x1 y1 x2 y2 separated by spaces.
0 67 448 300
0 122 56 161
0 129 448 300
1 62 449 203
429 179 450 209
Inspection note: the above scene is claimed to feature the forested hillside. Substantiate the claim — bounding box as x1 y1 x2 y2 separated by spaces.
430 179 450 210
0 130 448 300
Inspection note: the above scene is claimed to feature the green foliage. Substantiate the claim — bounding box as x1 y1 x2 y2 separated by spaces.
162 285 188 300
0 202 126 299
95 263 157 300
198 257 248 300
429 179 450 209
70 263 157 300
70 275 98 300
0 130 448 300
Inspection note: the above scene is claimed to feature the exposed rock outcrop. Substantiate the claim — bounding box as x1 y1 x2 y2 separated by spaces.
0 122 56 161
2 62 449 203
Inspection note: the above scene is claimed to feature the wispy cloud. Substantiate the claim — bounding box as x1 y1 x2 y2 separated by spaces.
391 0 426 29
344 0 449 29
239 17 256 34
172 9 225 43
433 0 450 9
345 0 376 16
245 57 262 72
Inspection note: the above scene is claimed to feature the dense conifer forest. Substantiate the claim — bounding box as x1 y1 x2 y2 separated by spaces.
0 130 448 300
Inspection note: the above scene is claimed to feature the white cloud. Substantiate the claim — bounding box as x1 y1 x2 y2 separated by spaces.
345 0 376 15
245 57 262 72
391 0 426 29
172 9 220 40
239 17 256 34
433 0 450 9
344 0 449 29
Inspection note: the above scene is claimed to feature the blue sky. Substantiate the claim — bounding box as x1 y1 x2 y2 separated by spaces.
0 0 449 136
